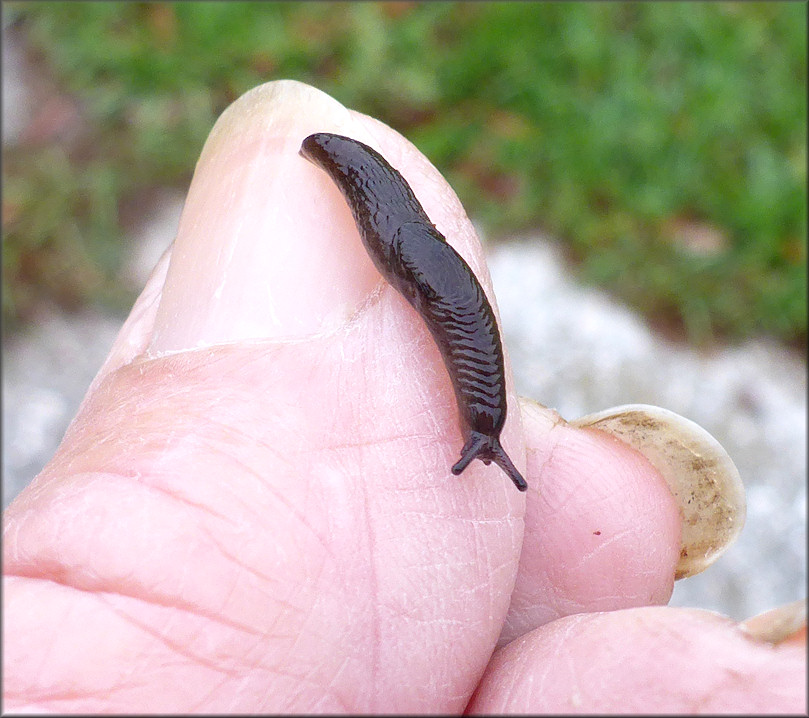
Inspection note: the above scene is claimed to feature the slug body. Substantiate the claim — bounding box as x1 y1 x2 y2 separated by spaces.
300 132 527 491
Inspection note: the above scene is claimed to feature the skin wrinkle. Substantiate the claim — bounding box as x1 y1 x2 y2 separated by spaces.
100 595 243 677
360 476 380 703
596 610 797 713
200 529 321 626
498 660 534 705
115 382 335 497
470 522 495 645
258 606 303 647
194 527 261 617
224 670 265 715
178 404 275 446
318 691 352 714
134 468 235 525
414 587 483 668
715 664 755 707
321 430 438 453
226 664 332 714
528 422 564 498
324 672 353 714
7 467 319 639
249 489 377 709
401 615 467 629
240 662 335 711
557 614 589 706
188 675 234 714
567 526 635 573
324 318 462 459
380 579 450 620
17 491 291 632
271 609 355 711
394 510 518 525
9 570 267 639
4 472 215 593
197 443 334 559
3 505 25 564
323 652 355 707
328 645 376 713
579 478 624 510
539 471 591 515
296 632 352 707
14 591 247 712
24 578 72 692
7 692 91 710
490 555 519 594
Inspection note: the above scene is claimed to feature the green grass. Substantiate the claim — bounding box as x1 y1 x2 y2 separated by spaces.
3 1 806 347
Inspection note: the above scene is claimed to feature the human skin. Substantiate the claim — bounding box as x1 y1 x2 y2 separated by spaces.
3 81 805 714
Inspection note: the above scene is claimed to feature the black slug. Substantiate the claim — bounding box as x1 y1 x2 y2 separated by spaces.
300 132 527 492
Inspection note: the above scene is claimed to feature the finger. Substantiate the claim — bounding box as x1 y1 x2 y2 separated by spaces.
469 606 806 713
499 400 681 645
3 80 525 713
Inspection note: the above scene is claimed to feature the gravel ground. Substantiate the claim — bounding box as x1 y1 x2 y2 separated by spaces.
3 23 805 622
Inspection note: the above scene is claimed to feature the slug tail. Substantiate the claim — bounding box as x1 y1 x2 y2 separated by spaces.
452 432 528 492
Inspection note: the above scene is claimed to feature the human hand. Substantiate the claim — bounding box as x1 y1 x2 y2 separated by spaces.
3 80 804 713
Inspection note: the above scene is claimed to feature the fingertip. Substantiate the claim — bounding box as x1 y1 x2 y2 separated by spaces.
474 607 807 714
502 399 681 641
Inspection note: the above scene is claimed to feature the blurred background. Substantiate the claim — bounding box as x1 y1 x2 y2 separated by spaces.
2 2 806 621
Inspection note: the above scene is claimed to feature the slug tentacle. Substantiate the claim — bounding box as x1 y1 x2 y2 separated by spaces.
452 432 528 492
300 132 527 492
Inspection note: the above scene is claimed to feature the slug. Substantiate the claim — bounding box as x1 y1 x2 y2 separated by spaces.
300 132 527 492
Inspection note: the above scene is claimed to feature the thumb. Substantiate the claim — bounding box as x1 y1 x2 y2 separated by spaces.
3 80 526 713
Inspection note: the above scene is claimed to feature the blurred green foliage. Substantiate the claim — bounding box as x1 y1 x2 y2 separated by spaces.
3 1 806 347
